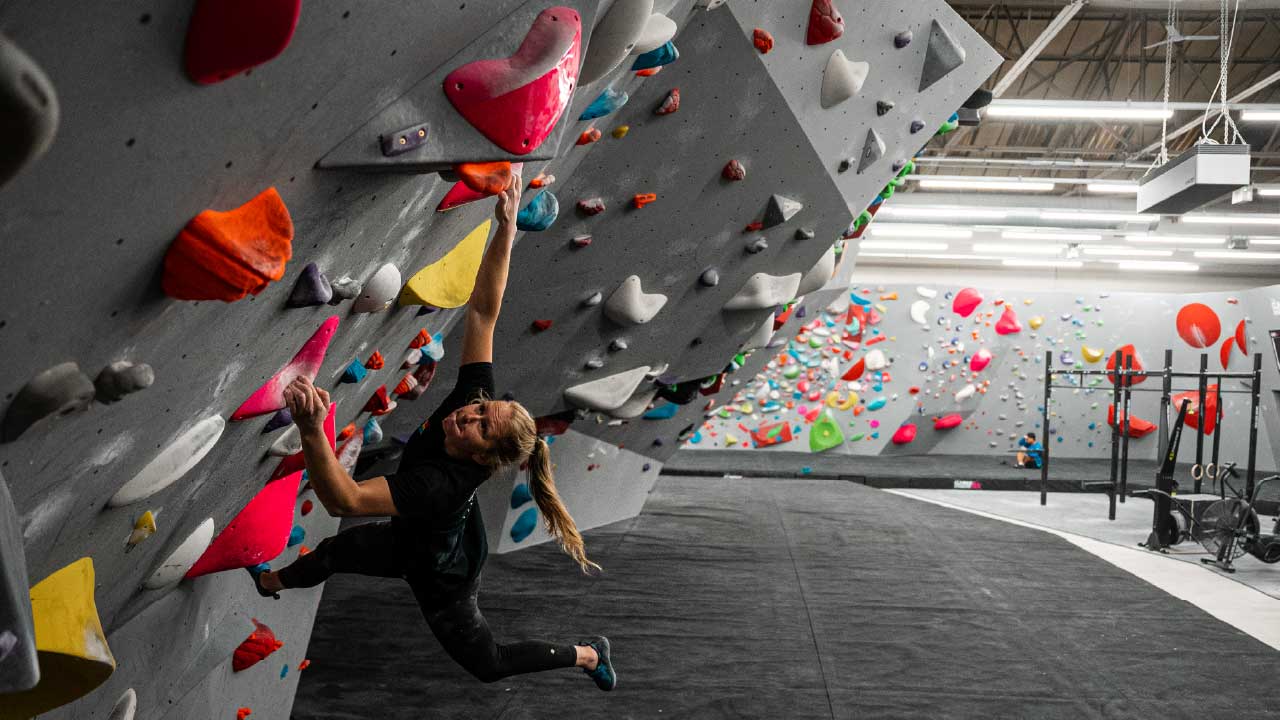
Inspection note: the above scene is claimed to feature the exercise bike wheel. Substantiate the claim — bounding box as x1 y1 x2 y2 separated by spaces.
1195 499 1259 561
1248 537 1280 564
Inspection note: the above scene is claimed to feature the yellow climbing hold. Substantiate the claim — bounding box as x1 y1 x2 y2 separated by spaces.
612 125 630 138
1081 345 1105 363
1028 316 1044 330
1 558 116 720
725 433 739 446
126 510 157 550
398 220 493 308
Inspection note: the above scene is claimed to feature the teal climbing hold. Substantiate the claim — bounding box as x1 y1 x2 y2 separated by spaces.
281 664 289 679
517 191 559 231
510 482 533 509
363 417 383 444
643 403 678 420
867 397 887 411
849 293 871 307
631 41 678 71
579 87 629 120
287 525 305 548
340 359 367 384
510 507 538 542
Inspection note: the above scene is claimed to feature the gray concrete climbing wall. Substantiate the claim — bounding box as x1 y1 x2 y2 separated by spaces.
0 0 998 717
692 279 1279 476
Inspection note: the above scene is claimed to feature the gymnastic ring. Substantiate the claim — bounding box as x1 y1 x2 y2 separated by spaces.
1191 464 1203 481
1204 463 1216 482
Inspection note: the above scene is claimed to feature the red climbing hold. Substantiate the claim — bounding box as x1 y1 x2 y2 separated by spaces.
1175 302 1221 348
722 159 746 181
750 422 793 447
162 187 294 302
891 424 917 445
237 709 253 720
183 0 301 84
576 128 602 145
1107 405 1157 438
186 472 302 578
633 193 657 209
933 414 963 430
232 619 284 672
952 287 983 318
636 66 662 77
577 198 606 215
409 329 431 349
994 305 1022 335
1171 385 1220 435
806 0 844 45
531 319 553 332
535 410 575 436
841 357 866 381
1106 344 1147 386
1234 319 1247 354
752 28 774 54
654 88 680 115
437 162 523 212
743 221 764 232
300 499 313 516
337 423 355 442
365 351 384 370
443 7 581 155
364 386 395 416
1220 336 1235 369
393 374 417 396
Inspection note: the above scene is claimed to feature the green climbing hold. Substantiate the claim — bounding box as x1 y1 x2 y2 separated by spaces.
849 433 865 441
809 411 845 453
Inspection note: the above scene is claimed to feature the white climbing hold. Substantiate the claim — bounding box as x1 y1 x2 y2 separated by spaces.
565 366 652 412
582 291 603 307
268 424 302 457
796 246 837 296
910 300 930 325
920 19 966 91
353 263 401 313
865 349 887 370
108 416 225 507
821 49 869 109
144 518 214 589
604 275 668 325
955 383 977 401
109 688 137 720
742 316 776 352
916 286 937 299
724 272 802 310
580 0 654 84
634 13 677 53
857 127 885 173
609 386 661 419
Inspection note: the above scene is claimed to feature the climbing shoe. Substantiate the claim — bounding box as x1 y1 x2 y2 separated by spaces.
582 635 616 691
246 563 280 600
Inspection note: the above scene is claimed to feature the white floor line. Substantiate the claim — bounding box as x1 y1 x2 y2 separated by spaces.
886 489 1280 652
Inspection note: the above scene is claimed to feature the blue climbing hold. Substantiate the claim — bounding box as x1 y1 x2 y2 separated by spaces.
510 507 538 543
363 417 383 444
642 463 651 472
341 359 367 384
643 403 679 420
631 41 678 71
849 293 871 306
867 397 887 411
517 190 559 231
801 466 812 475
281 664 289 679
510 482 533 509
579 87 629 120
287 525 305 548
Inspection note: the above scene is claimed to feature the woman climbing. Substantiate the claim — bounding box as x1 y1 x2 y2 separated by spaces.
248 176 616 691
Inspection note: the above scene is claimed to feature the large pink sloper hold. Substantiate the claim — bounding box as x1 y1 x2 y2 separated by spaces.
232 316 340 421
185 470 301 578
443 7 582 155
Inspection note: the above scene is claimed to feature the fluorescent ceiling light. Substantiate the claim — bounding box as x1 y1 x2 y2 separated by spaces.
1125 233 1225 245
1110 260 1199 272
1001 230 1102 242
986 102 1172 121
1081 246 1173 257
868 224 973 239
878 206 1010 220
1240 110 1280 122
1086 182 1139 194
1180 214 1280 226
856 252 1002 262
1248 237 1280 245
1040 210 1159 224
916 178 1055 192
857 240 949 252
1255 186 1280 197
973 243 1064 256
1001 259 1083 269
1193 250 1280 261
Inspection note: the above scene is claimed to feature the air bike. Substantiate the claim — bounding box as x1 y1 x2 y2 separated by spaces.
1131 398 1280 573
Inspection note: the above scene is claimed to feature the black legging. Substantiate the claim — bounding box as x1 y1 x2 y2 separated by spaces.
276 520 578 682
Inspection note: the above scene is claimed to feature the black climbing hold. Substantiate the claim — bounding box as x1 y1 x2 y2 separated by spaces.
837 158 853 173
894 29 913 48
963 88 993 109
891 159 906 172
795 228 815 240
909 118 925 134
0 32 60 190
876 100 895 116
699 268 719 287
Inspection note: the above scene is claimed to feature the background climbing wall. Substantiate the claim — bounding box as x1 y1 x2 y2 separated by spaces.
0 0 997 718
691 279 1280 476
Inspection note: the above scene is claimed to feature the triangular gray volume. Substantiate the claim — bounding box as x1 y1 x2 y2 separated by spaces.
762 194 803 227
317 0 598 173
919 20 966 91
857 128 885 173
0 471 38 693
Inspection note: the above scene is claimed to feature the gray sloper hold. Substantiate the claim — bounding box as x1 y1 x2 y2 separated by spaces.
796 245 838 296
0 32 59 190
795 227 815 240
94 361 155 404
0 471 38 694
745 238 768 254
1 361 95 442
919 19 966 91
724 272 802 310
603 275 668 325
581 291 603 307
328 275 362 304
762 194 803 228
580 0 654 84
699 268 719 287
819 49 868 109
607 385 660 419
741 315 776 352
857 127 885 173
609 338 628 352
109 688 137 720
633 13 677 53
564 365 651 412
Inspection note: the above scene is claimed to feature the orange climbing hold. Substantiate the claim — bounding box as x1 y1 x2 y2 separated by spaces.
364 386 394 415
162 187 294 302
409 329 431 349
633 193 657 209
393 374 416 396
529 172 555 188
337 423 355 442
364 351 384 370
753 28 774 53
635 66 661 77
576 128 602 145
455 161 513 195
298 545 311 556
237 708 252 720
233 619 283 672
298 659 311 671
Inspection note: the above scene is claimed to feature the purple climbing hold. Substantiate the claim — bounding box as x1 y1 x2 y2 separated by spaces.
894 29 913 48
796 306 807 319
263 408 292 433
287 263 333 307
909 118 925 134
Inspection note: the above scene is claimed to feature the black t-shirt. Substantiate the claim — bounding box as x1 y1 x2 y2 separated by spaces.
387 362 494 588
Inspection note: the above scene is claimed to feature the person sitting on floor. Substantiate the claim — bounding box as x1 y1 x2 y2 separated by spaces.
1016 432 1043 469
